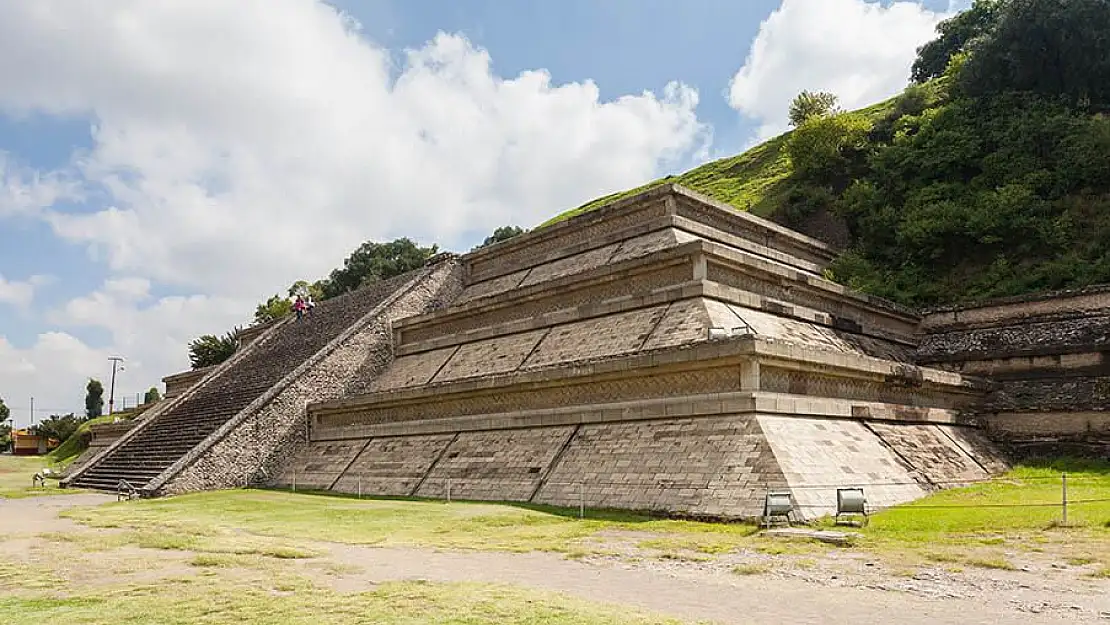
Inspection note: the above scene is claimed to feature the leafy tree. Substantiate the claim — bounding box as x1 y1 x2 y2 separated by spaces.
786 112 872 184
957 0 1110 112
253 294 293 324
30 413 83 444
911 0 1003 83
473 226 526 250
85 379 104 419
320 238 438 299
0 397 9 451
832 92 1110 305
287 280 326 300
788 91 841 127
143 387 162 404
188 328 241 369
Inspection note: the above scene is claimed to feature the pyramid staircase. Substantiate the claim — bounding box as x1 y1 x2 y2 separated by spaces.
65 271 426 493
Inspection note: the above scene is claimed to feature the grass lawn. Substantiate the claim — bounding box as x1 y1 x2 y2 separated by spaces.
0 454 72 499
0 563 691 625
63 459 1110 570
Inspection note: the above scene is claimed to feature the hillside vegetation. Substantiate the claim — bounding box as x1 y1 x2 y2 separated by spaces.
552 0 1110 307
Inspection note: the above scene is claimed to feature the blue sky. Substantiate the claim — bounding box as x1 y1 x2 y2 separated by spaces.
0 0 960 425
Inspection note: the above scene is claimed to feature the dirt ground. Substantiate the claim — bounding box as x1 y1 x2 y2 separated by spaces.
5 495 1110 624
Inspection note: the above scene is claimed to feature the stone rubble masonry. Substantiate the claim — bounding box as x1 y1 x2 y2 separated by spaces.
151 259 465 496
919 284 1110 452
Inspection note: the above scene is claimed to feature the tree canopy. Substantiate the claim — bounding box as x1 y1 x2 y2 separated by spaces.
320 238 438 299
85 379 104 419
253 294 293 325
788 91 841 127
911 0 1002 83
956 0 1110 112
778 0 1110 305
188 329 240 370
474 225 526 250
144 387 162 404
30 413 83 443
0 395 9 424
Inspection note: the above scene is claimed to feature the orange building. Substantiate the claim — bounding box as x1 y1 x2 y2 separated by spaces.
11 429 56 456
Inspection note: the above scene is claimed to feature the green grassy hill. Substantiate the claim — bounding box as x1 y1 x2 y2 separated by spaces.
546 98 900 228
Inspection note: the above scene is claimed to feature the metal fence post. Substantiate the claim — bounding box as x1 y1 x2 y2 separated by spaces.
1062 472 1068 525
446 478 452 504
578 483 586 520
292 469 297 493
358 474 362 500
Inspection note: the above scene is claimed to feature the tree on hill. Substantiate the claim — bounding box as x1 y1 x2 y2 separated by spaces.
188 329 240 370
0 396 9 451
85 379 104 419
319 238 438 299
823 0 1110 305
144 387 161 404
788 91 841 127
473 226 526 250
911 0 1002 83
30 413 83 444
288 280 326 300
253 294 293 325
957 0 1110 112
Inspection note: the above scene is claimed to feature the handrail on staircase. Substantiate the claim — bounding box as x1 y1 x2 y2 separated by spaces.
117 479 139 502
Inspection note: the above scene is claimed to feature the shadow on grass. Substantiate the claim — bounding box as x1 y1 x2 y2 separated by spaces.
257 487 714 525
1016 456 1110 475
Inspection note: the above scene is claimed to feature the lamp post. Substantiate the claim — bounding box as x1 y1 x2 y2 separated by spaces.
108 357 125 415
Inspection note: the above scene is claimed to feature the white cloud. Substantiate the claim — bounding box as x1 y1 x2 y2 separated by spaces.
0 0 707 299
0 0 709 416
0 153 81 217
0 274 51 309
727 0 954 141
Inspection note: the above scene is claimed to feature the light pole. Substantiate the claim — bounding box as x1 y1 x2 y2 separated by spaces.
108 357 125 415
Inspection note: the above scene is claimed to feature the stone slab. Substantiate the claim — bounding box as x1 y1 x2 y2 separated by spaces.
371 346 457 391
332 434 456 497
433 329 548 383
757 415 926 519
415 426 576 502
272 440 367 490
866 422 989 486
534 415 787 518
522 305 669 369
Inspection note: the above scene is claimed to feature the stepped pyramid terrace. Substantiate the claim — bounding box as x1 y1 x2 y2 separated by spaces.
70 183 1107 520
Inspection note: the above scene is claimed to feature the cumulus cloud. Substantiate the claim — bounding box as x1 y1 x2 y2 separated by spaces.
727 0 955 140
0 274 51 309
0 153 81 217
0 0 709 414
0 0 707 298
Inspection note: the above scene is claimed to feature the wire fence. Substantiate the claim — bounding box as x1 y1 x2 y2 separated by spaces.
272 468 1110 524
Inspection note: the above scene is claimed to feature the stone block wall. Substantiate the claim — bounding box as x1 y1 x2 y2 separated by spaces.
153 260 465 495
414 426 576 501
919 286 1110 454
533 416 787 518
334 434 456 496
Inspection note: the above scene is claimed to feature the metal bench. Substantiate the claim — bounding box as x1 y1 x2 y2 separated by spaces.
835 487 868 526
762 491 795 528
